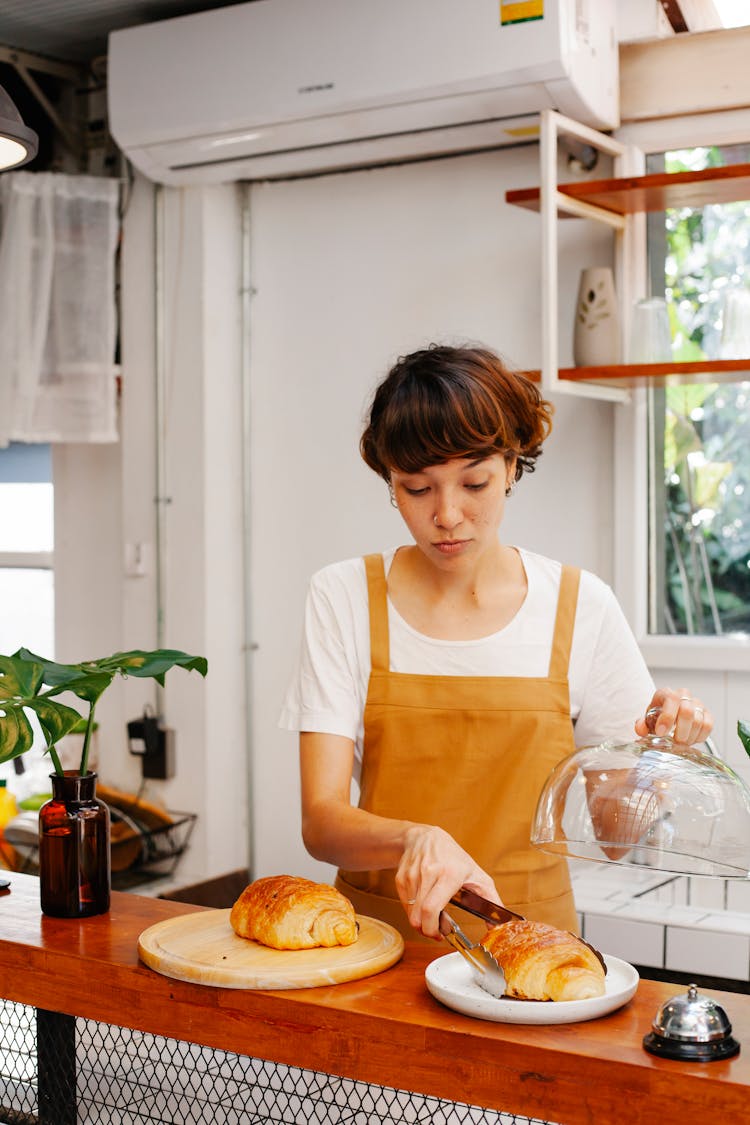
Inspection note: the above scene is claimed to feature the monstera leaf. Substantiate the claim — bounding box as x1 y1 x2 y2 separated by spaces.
0 653 84 764
0 648 208 774
739 721 750 759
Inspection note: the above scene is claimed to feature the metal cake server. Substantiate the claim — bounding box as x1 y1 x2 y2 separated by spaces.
439 911 506 999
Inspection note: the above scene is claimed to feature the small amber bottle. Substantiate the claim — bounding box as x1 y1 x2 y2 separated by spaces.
39 771 110 917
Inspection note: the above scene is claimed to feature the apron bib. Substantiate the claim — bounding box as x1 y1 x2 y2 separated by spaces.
337 553 580 943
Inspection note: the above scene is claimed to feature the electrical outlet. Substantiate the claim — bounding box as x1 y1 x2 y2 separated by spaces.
146 725 175 781
127 714 175 780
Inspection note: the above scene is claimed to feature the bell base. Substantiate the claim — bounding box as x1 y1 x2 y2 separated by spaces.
643 1032 740 1062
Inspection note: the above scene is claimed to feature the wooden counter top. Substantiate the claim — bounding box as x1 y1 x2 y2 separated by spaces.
1 873 748 1124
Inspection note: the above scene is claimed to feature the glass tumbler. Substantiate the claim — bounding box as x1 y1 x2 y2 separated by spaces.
628 297 673 363
719 287 750 358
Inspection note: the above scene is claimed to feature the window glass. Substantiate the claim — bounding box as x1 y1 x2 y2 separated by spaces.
0 442 53 553
0 569 54 656
0 484 53 552
0 444 54 778
648 145 750 635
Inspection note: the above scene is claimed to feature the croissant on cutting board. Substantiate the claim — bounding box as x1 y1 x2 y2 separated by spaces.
230 874 358 950
481 919 606 1002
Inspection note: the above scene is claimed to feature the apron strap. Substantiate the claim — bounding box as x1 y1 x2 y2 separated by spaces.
364 553 389 672
548 565 581 680
364 552 579 679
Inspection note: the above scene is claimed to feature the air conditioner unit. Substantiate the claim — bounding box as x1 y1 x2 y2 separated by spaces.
107 0 618 186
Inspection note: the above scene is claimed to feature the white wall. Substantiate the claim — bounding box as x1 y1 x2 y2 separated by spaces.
152 183 249 880
246 144 616 882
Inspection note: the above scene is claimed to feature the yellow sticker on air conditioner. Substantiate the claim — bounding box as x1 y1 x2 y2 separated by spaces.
501 1 544 25
504 124 541 138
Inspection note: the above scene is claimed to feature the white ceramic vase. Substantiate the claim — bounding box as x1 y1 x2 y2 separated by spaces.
573 267 620 367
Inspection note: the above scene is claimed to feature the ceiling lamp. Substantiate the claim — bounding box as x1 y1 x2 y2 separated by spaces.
0 85 38 171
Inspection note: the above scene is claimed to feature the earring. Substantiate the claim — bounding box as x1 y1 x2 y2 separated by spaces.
433 515 439 525
388 485 398 509
505 483 513 497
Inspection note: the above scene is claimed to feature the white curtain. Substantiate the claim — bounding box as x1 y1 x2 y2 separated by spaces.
0 172 120 447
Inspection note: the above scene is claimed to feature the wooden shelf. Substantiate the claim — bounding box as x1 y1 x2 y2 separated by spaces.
521 359 750 388
507 162 750 218
517 113 750 396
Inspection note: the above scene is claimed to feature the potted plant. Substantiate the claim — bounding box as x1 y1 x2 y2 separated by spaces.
0 647 207 918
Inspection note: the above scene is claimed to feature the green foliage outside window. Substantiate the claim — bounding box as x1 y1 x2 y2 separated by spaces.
657 146 750 634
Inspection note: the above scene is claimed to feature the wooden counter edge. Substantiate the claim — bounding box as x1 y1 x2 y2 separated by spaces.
0 874 748 1124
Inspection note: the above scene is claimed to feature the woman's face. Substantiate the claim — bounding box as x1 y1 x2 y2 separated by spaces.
389 454 515 567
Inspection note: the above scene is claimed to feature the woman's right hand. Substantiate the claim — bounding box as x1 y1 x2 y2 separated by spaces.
300 735 502 938
394 823 501 940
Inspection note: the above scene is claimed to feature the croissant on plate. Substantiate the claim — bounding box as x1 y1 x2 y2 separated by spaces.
230 874 358 950
481 919 606 1002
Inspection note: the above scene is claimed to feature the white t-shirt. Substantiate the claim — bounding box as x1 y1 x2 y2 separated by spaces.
279 547 655 782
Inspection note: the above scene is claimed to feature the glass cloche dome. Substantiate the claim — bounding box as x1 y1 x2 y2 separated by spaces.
531 713 750 878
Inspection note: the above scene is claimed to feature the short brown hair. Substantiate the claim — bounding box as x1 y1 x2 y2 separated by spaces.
360 344 553 483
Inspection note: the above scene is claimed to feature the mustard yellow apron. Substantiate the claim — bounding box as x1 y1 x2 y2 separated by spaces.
337 552 580 942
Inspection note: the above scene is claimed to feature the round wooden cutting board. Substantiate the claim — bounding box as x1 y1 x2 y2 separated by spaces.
138 909 404 990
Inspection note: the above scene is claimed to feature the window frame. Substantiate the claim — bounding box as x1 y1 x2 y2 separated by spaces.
613 108 750 670
0 551 53 570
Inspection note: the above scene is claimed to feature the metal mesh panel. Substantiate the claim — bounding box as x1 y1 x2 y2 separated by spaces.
0 999 559 1125
0 1000 37 1124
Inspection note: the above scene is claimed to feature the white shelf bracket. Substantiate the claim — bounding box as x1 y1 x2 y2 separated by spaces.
540 110 638 404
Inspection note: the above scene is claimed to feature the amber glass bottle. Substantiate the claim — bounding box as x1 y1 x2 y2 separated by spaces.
39 772 111 917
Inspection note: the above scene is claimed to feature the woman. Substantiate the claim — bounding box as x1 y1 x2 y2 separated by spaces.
280 344 712 942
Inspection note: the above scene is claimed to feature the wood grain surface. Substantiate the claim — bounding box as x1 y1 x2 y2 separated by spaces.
138 909 404 988
506 163 750 217
1 874 749 1124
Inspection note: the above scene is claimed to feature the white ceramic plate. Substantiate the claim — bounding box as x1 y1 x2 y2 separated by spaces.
425 953 638 1025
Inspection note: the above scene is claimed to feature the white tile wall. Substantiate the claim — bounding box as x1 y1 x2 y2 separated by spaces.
572 867 750 983
583 913 664 969
665 925 750 981
687 879 727 911
697 912 750 936
610 899 708 927
727 881 750 914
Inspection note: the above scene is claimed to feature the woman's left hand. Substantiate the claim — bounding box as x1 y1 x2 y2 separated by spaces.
635 686 713 746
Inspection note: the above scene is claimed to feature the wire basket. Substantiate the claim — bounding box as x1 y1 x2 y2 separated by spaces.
2 806 197 891
111 809 197 889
